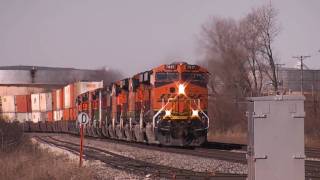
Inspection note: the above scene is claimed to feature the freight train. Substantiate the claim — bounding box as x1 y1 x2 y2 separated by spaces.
0 62 209 146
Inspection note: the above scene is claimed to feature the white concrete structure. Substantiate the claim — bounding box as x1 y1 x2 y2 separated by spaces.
248 95 305 180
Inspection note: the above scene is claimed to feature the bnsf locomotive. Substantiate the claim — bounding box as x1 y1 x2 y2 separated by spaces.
1 62 209 146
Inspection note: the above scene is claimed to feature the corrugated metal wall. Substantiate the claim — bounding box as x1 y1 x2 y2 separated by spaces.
279 68 320 92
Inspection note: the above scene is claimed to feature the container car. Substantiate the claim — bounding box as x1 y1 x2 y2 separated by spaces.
2 62 209 147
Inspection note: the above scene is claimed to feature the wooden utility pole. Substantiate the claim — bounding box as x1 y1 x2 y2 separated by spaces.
292 56 311 95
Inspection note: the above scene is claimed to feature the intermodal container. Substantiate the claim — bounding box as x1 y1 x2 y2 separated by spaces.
32 112 41 123
1 95 15 113
47 111 53 122
31 93 40 112
16 113 31 123
40 93 52 112
53 110 63 121
63 108 70 120
64 84 75 108
74 81 103 102
52 90 57 111
15 95 32 113
0 96 2 112
69 108 76 120
56 89 64 110
2 113 15 122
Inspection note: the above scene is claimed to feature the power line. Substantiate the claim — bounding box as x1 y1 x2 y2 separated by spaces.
292 55 311 95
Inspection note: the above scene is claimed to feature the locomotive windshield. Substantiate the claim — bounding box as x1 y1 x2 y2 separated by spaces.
156 72 179 81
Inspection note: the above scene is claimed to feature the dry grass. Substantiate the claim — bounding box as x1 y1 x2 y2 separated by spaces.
305 135 320 148
207 130 247 145
0 138 97 180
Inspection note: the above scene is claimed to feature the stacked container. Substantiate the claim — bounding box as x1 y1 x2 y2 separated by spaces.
15 95 32 122
0 95 16 121
39 93 52 121
53 89 64 121
63 84 74 120
31 93 41 123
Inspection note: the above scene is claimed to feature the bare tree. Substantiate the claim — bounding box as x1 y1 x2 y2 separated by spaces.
251 4 280 92
199 3 280 133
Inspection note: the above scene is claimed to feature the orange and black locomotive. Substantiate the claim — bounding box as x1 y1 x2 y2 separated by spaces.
76 62 209 146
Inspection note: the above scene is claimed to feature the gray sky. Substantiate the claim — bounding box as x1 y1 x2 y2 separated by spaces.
0 0 319 76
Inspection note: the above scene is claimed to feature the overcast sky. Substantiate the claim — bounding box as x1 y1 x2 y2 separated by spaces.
0 0 319 76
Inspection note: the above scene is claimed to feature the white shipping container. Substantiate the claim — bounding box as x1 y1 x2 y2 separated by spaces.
32 112 41 123
1 96 15 113
53 111 58 121
74 81 103 96
53 110 63 121
64 85 71 108
56 89 63 110
31 94 40 112
1 112 15 122
59 110 63 120
16 113 32 123
40 93 52 112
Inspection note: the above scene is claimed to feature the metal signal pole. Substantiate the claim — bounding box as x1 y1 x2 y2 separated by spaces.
79 124 84 167
292 56 311 95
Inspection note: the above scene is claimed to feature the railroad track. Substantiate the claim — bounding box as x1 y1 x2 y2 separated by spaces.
68 134 247 164
35 135 247 180
306 147 320 159
32 133 320 179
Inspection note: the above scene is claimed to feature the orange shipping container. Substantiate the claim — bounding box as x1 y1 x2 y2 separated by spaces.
70 108 76 120
63 109 70 120
47 111 53 122
15 95 32 113
52 90 57 111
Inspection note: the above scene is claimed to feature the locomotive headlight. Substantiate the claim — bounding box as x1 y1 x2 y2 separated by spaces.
192 109 199 118
178 84 185 95
164 109 172 118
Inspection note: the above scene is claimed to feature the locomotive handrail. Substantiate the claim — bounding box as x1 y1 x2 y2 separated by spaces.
152 97 176 130
193 99 210 130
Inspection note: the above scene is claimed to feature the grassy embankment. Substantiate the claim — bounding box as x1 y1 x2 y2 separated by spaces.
0 121 96 180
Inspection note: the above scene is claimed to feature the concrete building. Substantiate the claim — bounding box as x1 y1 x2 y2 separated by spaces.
278 68 320 94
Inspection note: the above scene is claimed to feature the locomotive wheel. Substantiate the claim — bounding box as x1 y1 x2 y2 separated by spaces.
61 121 68 133
24 121 31 132
101 126 109 138
133 125 145 143
124 125 134 141
108 125 116 138
46 122 53 133
91 127 99 137
96 128 102 137
55 121 62 133
87 126 93 137
40 122 47 132
146 123 159 144
115 125 126 140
